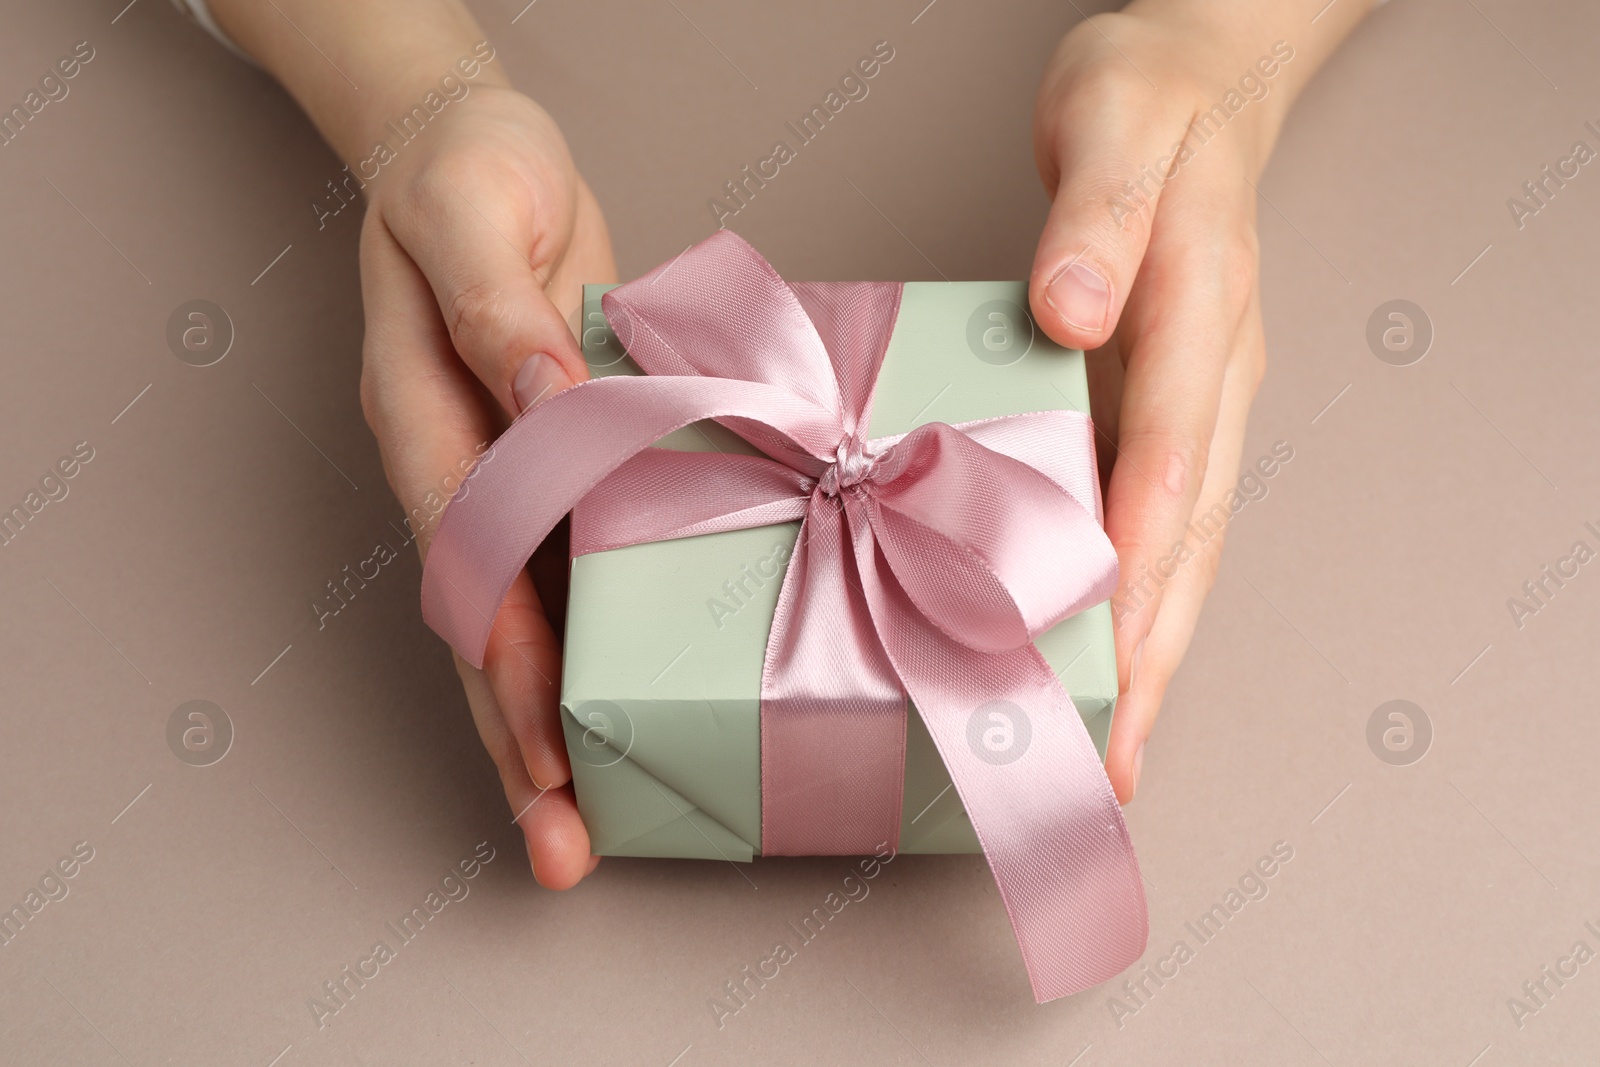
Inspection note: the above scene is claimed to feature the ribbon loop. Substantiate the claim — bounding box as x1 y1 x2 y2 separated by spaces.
866 423 1119 651
602 232 843 419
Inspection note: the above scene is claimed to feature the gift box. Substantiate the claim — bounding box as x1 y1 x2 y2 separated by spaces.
560 279 1119 861
423 233 1147 999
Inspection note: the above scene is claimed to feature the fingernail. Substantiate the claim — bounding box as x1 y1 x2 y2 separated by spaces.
1045 260 1111 333
522 831 538 880
512 353 570 412
1131 741 1145 797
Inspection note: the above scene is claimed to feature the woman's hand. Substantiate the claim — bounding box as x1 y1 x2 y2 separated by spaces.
202 0 616 887
357 83 615 887
1028 2 1371 801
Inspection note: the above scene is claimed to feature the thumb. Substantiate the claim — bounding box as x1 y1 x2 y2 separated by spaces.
1029 106 1180 351
383 180 591 421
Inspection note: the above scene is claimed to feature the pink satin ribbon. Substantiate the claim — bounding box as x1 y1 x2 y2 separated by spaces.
421 232 1147 1001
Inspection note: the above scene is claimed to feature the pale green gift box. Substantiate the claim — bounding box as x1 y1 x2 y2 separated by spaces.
560 281 1118 860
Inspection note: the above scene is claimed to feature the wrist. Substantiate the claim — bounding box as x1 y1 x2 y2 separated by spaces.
206 0 508 166
1116 0 1373 173
334 43 510 174
1120 6 1292 176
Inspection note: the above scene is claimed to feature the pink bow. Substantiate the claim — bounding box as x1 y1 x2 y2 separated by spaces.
421 231 1147 1001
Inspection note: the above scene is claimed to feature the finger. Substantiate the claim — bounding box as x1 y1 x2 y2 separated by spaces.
518 786 592 890
1103 176 1257 696
385 163 591 419
1029 71 1188 351
1084 335 1126 490
1105 293 1264 802
482 565 570 796
454 653 593 890
361 218 594 883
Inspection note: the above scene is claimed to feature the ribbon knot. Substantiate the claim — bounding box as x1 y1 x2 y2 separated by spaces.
819 436 878 496
418 231 1147 1003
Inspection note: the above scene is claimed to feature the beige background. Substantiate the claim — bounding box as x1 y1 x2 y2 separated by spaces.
1 0 1597 1063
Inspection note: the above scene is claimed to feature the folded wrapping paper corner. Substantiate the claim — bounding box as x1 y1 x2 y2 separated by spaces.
420 230 1148 1001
